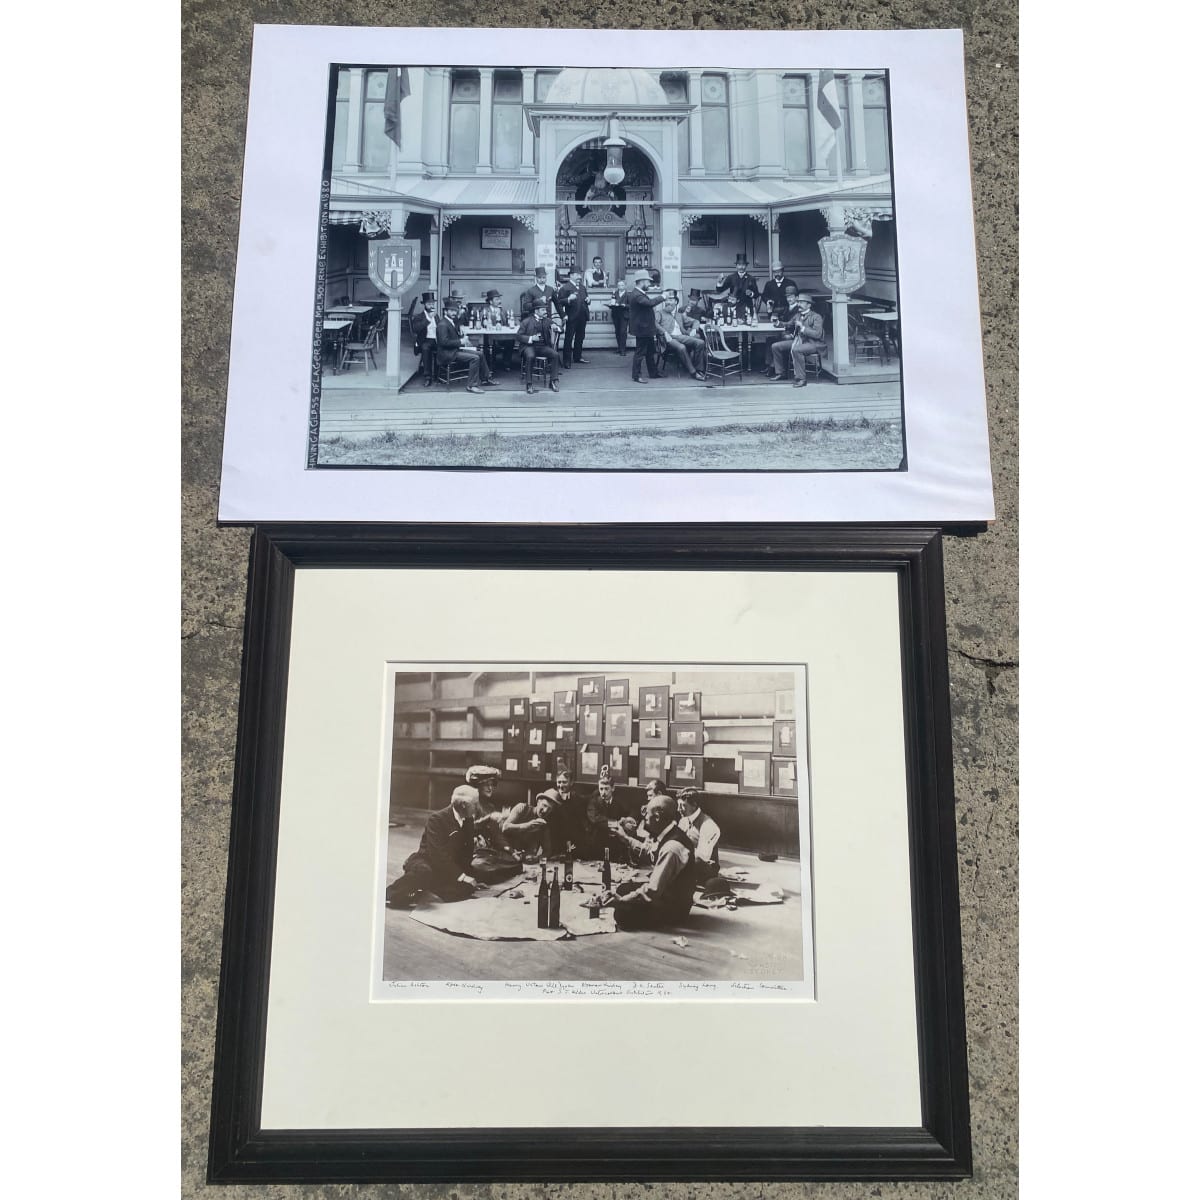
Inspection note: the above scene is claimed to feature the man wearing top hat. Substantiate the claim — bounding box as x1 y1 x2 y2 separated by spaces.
769 292 827 386
710 257 760 321
681 287 709 325
628 270 668 383
481 289 513 371
409 290 438 387
435 297 495 393
759 259 799 317
520 266 557 318
557 267 590 368
515 298 560 395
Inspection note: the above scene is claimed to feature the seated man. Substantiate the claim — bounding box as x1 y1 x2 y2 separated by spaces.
681 287 709 325
481 289 513 371
675 787 721 884
768 292 826 385
581 765 621 858
501 790 560 857
409 290 438 387
435 299 495 393
384 784 482 907
601 795 698 930
516 300 561 395
654 293 707 380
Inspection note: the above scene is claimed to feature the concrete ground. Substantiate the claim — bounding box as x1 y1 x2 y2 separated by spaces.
183 3 1017 1198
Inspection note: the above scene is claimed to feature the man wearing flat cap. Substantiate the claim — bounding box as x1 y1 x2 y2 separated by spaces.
628 270 668 383
520 266 557 319
385 784 482 907
769 292 826 386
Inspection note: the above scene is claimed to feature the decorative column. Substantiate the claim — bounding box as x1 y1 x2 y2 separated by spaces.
756 72 785 178
818 205 867 376
386 291 403 382
343 67 364 173
846 72 869 176
804 71 830 178
687 71 705 175
477 68 494 173
429 223 441 301
423 68 450 177
769 215 781 264
520 69 536 172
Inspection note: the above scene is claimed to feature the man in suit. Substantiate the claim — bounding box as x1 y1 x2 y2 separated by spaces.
654 293 707 381
557 268 590 367
435 299 494 393
586 255 608 288
681 287 709 324
409 290 438 387
628 270 668 383
385 785 483 906
520 266 557 318
759 259 799 316
609 277 630 355
516 299 560 395
601 794 698 929
481 288 513 371
769 292 827 386
710 259 760 323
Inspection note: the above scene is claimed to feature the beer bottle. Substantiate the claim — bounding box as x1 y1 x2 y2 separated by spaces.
548 867 561 928
602 847 612 890
537 860 549 928
564 846 574 890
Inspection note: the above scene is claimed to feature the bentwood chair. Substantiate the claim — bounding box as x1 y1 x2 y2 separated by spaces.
339 321 381 373
703 326 743 385
531 328 562 388
849 311 888 366
436 354 473 391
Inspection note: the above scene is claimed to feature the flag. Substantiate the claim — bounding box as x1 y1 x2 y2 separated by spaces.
384 66 411 147
814 70 842 171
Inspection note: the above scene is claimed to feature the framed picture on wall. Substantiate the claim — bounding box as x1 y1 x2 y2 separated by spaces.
740 751 772 796
638 717 668 749
604 704 633 746
637 750 667 787
771 757 799 798
530 701 551 722
553 690 577 722
638 684 668 718
525 723 550 750
578 703 603 742
670 721 703 753
577 746 601 782
554 723 576 752
502 718 527 753
605 678 630 704
526 748 551 778
481 226 512 249
773 720 797 757
509 697 528 719
578 675 605 704
669 755 704 788
775 688 796 719
605 744 630 784
688 217 718 246
672 691 701 721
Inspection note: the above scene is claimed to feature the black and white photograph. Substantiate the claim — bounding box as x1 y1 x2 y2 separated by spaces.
313 61 903 473
377 664 814 991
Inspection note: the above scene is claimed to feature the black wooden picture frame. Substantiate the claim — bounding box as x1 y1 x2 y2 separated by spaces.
208 523 970 1184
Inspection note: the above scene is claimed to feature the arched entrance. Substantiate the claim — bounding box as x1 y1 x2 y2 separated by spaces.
553 142 658 281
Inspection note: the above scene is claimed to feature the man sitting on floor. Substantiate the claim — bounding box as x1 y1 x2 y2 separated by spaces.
501 790 563 858
384 784 482 907
601 795 698 930
675 787 721 884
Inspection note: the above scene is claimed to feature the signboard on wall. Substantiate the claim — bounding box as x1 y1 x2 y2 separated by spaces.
661 246 681 274
818 234 868 294
536 243 557 270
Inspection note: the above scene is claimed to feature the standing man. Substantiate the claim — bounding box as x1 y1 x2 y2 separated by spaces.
516 299 560 395
654 293 708 381
601 794 698 930
711 258 760 323
586 255 608 288
768 292 826 387
628 270 668 384
609 276 631 355
409 290 438 387
675 787 721 884
759 259 799 316
557 268 590 368
520 266 557 318
435 298 495 393
384 784 482 907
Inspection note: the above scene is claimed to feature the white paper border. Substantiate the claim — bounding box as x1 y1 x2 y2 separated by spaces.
260 567 920 1130
218 25 992 523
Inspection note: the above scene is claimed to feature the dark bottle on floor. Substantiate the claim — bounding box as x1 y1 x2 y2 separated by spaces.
564 846 574 890
602 847 612 890
537 860 549 928
548 867 561 928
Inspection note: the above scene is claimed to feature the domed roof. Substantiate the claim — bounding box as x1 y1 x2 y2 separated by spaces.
543 68 669 107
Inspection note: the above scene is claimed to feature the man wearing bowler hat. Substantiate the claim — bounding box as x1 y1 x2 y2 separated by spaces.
516 298 560 395
760 259 799 316
435 297 494 393
520 266 557 318
409 290 438 387
628 270 668 383
769 292 826 386
481 289 513 371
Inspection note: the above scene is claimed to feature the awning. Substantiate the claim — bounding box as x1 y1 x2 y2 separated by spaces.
349 176 542 209
677 174 893 211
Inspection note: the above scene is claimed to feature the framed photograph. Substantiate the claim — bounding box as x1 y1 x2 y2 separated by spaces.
552 690 577 723
670 721 704 754
502 717 527 753
605 678 630 704
638 684 669 718
605 744 630 785
578 703 603 742
525 747 552 779
604 704 633 747
209 525 969 1183
577 746 601 782
775 688 796 719
669 754 704 789
525 722 549 750
672 691 701 721
578 675 605 704
637 749 668 788
481 225 511 250
772 757 799 799
554 723 576 752
509 697 528 720
688 216 718 246
740 751 772 796
773 719 797 757
530 700 552 722
638 716 668 749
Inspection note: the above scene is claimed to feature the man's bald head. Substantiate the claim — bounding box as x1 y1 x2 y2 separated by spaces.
645 794 678 835
450 784 481 818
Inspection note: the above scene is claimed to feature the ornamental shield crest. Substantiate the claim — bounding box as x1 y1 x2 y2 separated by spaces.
819 235 868 294
369 238 421 296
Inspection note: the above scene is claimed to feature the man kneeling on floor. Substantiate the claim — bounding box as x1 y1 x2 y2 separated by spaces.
385 784 483 907
601 794 697 930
